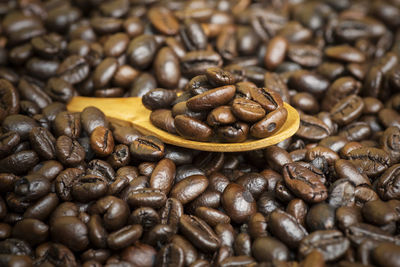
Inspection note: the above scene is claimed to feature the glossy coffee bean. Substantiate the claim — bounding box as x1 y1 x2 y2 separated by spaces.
170 175 208 204
90 126 114 157
221 183 256 223
130 136 165 161
51 216 89 252
179 215 220 252
250 107 287 138
175 115 213 142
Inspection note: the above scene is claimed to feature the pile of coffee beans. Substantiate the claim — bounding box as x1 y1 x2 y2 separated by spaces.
1 0 400 266
143 67 287 142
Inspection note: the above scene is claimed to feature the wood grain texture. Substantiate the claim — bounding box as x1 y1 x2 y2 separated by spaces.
67 96 300 152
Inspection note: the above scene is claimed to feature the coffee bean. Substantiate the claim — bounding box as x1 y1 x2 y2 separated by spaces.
142 88 177 111
170 175 208 204
107 224 143 250
250 107 287 138
252 236 289 262
90 126 114 157
325 45 366 63
181 50 223 77
180 19 207 51
154 47 180 89
130 136 165 161
50 216 89 252
56 135 85 166
127 35 159 70
231 98 265 123
0 150 39 175
187 85 236 111
299 230 350 261
148 6 179 36
222 183 256 223
175 115 213 142
179 215 220 252
346 147 391 177
372 242 400 267
283 162 328 203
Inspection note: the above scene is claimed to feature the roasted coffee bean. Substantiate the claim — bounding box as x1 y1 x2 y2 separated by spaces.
216 122 249 143
175 115 213 142
71 175 108 203
107 224 143 250
160 198 184 233
130 136 165 161
87 159 115 182
250 107 288 138
376 164 400 200
179 215 220 252
149 158 175 195
128 188 167 209
269 209 308 248
325 45 366 63
206 106 236 126
90 126 114 157
182 19 207 50
0 131 20 158
380 126 400 163
231 98 265 123
54 111 81 139
130 207 159 230
155 243 184 267
55 168 84 201
107 144 130 169
0 150 39 175
0 79 19 121
299 230 350 261
222 183 256 223
372 242 400 267
264 36 288 70
205 67 236 87
51 216 89 252
296 113 331 141
187 85 236 111
56 135 85 166
148 6 179 36
170 175 208 204
252 236 289 262
81 106 108 135
186 75 213 96
23 193 59 221
12 218 49 246
289 70 330 99
236 172 268 199
14 174 50 201
287 44 322 68
264 146 292 172
154 47 180 89
172 101 208 121
29 127 56 160
181 50 223 77
2 114 38 140
142 88 177 111
283 162 328 203
127 34 160 70
330 95 364 126
57 55 90 85
346 147 391 177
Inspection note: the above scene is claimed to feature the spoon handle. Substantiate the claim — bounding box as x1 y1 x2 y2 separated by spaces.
67 96 151 123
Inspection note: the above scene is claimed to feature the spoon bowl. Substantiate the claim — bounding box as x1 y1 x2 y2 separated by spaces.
67 96 300 152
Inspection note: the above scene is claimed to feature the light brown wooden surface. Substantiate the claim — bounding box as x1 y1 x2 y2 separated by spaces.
67 96 300 152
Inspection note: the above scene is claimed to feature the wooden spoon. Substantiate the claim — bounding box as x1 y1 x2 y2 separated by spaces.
67 96 300 152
